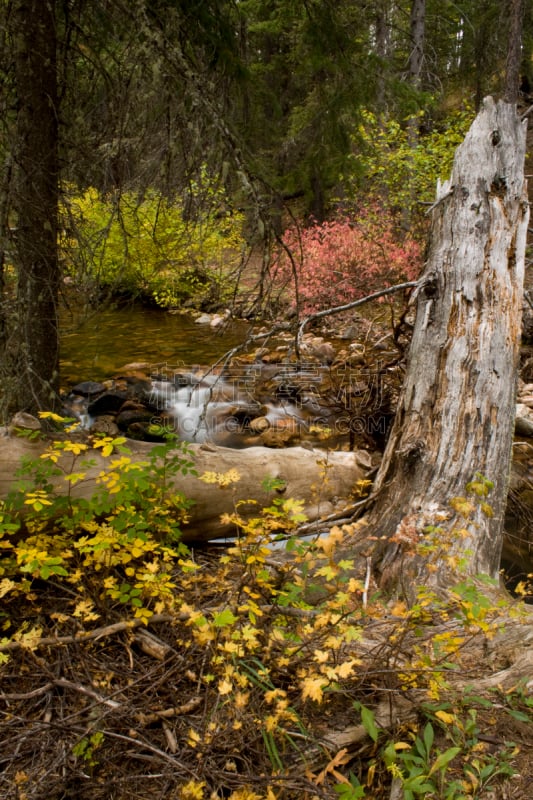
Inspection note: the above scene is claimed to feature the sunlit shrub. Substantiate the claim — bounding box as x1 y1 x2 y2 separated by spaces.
349 105 475 225
60 176 245 309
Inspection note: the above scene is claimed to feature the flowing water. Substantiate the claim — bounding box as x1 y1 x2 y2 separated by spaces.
59 304 368 451
59 304 340 448
60 304 252 387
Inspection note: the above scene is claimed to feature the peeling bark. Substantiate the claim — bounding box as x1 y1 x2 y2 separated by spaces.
363 98 529 595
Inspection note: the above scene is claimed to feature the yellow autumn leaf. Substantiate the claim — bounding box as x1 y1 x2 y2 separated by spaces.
315 564 338 580
193 627 215 647
301 676 324 703
40 450 59 463
134 606 153 624
218 678 233 695
50 612 70 623
227 789 261 800
234 691 249 709
336 659 359 679
313 649 330 663
73 599 100 621
449 496 475 518
390 600 408 617
187 728 201 748
0 578 17 599
316 525 345 557
179 780 205 800
200 468 240 486
61 440 89 455
38 411 66 422
435 709 456 725
264 688 285 704
14 625 43 651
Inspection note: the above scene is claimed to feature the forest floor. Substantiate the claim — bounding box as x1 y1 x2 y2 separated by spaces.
1 530 533 800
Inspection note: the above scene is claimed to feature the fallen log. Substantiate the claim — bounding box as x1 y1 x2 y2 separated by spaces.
0 431 371 541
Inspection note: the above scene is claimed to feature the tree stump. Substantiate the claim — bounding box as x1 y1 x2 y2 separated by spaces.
364 98 529 596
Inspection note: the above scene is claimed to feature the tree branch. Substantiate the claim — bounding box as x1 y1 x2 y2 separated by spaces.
296 280 418 350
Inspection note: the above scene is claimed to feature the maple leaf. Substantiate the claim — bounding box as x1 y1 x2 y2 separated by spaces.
179 780 205 800
336 659 359 679
300 676 325 703
73 599 100 621
234 692 250 709
313 649 330 663
218 678 233 695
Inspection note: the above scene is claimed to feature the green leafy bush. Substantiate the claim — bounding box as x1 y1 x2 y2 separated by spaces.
61 177 245 309
347 105 475 228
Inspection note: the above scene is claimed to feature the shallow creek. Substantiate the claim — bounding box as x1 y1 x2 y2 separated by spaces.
60 304 252 387
59 305 364 449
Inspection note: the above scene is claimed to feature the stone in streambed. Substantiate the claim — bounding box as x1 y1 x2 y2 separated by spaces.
87 390 129 416
89 415 119 436
71 381 106 397
249 416 270 433
116 407 155 431
8 412 41 434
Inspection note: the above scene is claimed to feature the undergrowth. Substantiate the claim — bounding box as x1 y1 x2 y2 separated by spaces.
0 418 531 800
61 181 245 309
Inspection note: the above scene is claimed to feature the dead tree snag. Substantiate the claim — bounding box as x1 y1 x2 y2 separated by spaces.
364 98 529 595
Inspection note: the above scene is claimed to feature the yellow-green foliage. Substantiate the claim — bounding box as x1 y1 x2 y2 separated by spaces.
61 175 245 307
344 104 475 229
0 416 198 625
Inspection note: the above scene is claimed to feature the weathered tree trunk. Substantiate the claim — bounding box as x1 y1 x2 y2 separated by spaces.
364 98 529 596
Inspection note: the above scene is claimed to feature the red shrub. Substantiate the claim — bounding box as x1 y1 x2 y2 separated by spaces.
273 206 422 315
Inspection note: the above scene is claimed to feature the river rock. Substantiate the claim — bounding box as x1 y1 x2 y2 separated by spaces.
210 310 230 328
9 412 41 434
515 403 533 437
88 390 129 416
258 349 286 364
116 408 155 431
71 381 106 397
89 415 119 436
258 417 301 447
249 416 270 433
301 336 336 365
118 362 152 373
